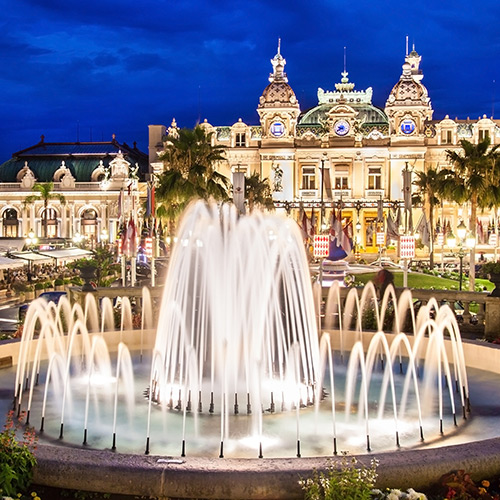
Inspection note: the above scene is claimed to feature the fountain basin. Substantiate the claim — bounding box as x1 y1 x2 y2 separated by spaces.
3 335 500 499
31 436 500 499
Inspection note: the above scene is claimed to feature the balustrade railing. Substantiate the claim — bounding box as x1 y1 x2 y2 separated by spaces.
331 286 488 336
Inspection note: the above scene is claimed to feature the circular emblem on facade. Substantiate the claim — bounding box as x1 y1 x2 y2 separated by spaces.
334 119 350 136
270 121 285 137
400 118 416 135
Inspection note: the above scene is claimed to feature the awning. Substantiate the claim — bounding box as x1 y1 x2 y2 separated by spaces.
10 252 53 264
37 248 92 262
0 255 26 269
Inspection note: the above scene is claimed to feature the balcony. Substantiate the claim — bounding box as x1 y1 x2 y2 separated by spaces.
365 189 385 198
299 189 317 198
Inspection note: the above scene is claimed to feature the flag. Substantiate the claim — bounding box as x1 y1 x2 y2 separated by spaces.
377 199 384 224
299 208 309 240
416 213 430 248
118 190 123 220
477 219 485 244
124 217 137 257
341 221 353 254
386 212 400 241
310 208 317 237
328 211 352 261
146 182 155 218
402 167 412 210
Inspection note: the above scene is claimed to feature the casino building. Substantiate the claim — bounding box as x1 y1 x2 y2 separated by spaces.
150 44 500 257
0 136 148 250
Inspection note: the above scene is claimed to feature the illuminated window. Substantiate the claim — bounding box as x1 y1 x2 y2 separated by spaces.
235 133 246 147
3 208 18 237
368 166 382 190
479 129 490 142
302 166 316 190
334 165 349 190
441 130 453 144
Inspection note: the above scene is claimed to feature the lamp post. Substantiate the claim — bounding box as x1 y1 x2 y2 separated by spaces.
448 220 475 291
100 228 109 248
25 230 38 278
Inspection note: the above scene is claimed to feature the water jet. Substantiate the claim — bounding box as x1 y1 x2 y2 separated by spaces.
2 200 500 499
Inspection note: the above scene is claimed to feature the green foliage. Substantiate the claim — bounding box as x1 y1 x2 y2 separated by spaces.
244 172 275 212
155 126 230 233
299 453 378 500
0 410 37 498
479 260 500 277
70 246 120 287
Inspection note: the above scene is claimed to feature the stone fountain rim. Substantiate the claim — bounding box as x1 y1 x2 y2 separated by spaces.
32 436 500 499
4 334 500 499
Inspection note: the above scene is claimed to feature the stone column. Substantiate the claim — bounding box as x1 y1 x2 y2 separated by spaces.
484 296 500 341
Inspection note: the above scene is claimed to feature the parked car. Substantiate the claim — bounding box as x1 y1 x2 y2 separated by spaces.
369 258 404 270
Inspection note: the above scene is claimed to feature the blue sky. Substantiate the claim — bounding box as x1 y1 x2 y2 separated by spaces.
0 0 499 161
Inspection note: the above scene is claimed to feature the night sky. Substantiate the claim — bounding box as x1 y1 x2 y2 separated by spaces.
1 0 499 161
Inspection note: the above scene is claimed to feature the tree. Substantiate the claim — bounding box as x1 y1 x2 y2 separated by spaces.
155 126 230 235
71 245 120 287
412 166 447 269
23 182 66 238
244 172 275 213
445 137 500 290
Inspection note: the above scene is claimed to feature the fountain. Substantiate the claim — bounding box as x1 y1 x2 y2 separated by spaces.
3 200 500 499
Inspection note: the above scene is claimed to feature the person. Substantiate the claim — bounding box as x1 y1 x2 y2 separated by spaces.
375 268 394 300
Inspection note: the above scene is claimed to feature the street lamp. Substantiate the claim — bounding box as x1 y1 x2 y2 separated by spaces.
25 230 38 250
448 221 475 291
73 232 84 247
100 228 109 247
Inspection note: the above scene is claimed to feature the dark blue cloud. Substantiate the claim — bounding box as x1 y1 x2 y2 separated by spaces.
0 0 499 160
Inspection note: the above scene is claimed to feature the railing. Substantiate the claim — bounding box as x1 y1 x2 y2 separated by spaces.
331 286 488 336
2 182 106 192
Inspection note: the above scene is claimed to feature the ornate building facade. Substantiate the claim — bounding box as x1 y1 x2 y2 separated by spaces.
0 136 148 249
149 44 500 257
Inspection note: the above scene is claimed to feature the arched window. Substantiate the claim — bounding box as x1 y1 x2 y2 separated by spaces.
3 208 19 237
40 207 58 238
81 209 98 245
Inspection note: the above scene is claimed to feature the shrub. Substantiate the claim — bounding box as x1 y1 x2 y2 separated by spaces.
0 410 37 497
299 453 378 500
54 278 64 286
34 283 44 291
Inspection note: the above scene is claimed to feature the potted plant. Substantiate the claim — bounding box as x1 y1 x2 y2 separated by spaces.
34 282 45 297
479 260 500 297
54 278 65 291
25 284 35 300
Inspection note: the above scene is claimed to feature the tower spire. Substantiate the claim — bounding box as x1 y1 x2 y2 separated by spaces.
269 40 287 83
406 35 409 56
344 46 347 73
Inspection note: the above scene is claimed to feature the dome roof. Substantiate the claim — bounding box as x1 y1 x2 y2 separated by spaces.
299 102 388 126
259 80 298 107
258 41 299 109
386 59 431 108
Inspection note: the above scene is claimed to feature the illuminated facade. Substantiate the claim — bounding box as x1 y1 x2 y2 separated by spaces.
149 45 499 256
0 136 148 248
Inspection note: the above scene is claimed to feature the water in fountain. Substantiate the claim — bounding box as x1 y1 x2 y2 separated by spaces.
11 200 471 458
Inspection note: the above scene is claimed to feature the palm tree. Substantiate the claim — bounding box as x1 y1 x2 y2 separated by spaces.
155 126 230 235
412 166 447 269
244 173 275 213
23 182 66 238
445 137 500 290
